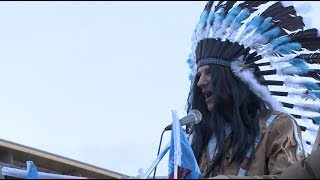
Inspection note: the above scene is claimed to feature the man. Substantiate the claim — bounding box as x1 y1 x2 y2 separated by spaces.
188 39 304 178
185 1 320 178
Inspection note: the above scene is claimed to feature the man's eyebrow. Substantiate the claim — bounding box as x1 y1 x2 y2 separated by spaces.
197 67 210 73
204 68 210 73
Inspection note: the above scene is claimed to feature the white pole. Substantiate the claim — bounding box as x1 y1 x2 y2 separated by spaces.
1 167 87 179
174 163 178 179
172 110 181 179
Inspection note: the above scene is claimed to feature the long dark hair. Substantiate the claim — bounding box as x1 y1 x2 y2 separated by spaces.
189 64 267 177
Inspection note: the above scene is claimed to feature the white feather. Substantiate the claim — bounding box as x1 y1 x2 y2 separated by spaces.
231 59 285 112
196 24 207 42
226 20 240 41
296 117 319 132
233 1 244 7
228 28 241 42
258 44 276 56
215 22 226 40
286 75 320 84
241 33 261 47
203 24 211 39
236 25 258 45
284 77 320 90
280 66 302 75
272 54 297 63
287 90 320 101
295 103 320 112
249 35 269 49
211 8 224 39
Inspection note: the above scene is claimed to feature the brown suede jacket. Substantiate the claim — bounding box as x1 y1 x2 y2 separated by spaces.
199 110 305 179
211 148 320 179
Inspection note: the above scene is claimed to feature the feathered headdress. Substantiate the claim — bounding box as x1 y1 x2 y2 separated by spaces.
186 1 320 156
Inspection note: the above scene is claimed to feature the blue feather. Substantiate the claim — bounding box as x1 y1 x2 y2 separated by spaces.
199 10 209 24
207 8 215 23
187 58 195 69
215 8 225 26
196 10 209 29
224 6 241 25
227 8 250 39
188 74 194 81
269 36 291 47
303 81 320 90
308 90 320 99
310 116 320 125
255 17 273 34
186 58 191 64
262 27 281 42
235 8 250 23
289 58 309 73
275 42 301 54
246 16 263 28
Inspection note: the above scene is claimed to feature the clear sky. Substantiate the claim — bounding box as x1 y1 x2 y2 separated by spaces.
0 1 319 178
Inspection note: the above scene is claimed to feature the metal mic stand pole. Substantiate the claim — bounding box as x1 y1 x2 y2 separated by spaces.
139 142 170 179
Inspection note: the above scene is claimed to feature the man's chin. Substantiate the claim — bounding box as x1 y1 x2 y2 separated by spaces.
207 104 214 111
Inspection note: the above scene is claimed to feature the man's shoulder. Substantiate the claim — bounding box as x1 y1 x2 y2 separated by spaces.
259 109 294 130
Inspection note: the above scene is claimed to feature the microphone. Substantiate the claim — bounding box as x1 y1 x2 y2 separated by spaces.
164 109 202 131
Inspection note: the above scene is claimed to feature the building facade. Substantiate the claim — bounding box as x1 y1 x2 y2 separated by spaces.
0 138 126 179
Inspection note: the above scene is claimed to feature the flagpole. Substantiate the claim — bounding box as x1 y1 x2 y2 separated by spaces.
172 110 181 179
174 164 177 179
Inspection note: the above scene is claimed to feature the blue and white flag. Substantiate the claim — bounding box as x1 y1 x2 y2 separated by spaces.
168 110 201 179
26 161 39 179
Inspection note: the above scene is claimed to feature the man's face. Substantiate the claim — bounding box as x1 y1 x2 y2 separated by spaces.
197 65 214 111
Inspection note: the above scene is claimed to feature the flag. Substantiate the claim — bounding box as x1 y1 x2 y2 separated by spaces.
26 161 39 179
168 110 201 179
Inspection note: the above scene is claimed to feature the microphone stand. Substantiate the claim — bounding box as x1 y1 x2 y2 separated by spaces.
138 109 200 179
152 128 166 179
139 142 170 179
138 126 190 179
141 125 172 179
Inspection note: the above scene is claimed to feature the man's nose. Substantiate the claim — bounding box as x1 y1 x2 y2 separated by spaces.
197 74 208 87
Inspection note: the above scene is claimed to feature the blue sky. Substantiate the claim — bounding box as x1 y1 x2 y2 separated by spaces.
0 1 319 177
0 1 206 176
